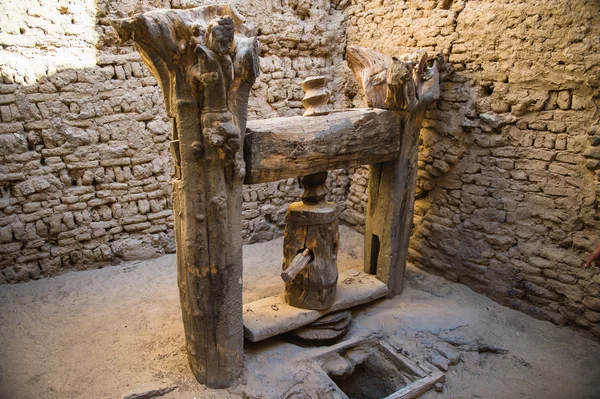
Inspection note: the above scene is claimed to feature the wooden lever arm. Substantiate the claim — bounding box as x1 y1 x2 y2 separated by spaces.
281 249 312 282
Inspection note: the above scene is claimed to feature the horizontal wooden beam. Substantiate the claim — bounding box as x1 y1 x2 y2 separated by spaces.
243 109 403 184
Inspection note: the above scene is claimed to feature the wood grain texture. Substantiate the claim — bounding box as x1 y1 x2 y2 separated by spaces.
378 341 427 378
301 76 331 116
243 109 403 184
382 370 445 399
281 248 312 283
112 4 259 388
282 202 339 310
347 46 446 297
346 46 390 108
243 269 389 342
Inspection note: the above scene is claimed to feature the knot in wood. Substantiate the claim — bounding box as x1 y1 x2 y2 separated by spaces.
210 195 227 210
191 141 203 160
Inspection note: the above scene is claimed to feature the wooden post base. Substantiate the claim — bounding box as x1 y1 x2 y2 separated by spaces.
283 202 339 310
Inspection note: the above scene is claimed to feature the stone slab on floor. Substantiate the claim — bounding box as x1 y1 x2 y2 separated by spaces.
243 268 388 342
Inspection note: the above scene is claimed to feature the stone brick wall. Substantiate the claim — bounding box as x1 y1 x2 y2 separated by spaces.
343 0 600 337
0 0 352 283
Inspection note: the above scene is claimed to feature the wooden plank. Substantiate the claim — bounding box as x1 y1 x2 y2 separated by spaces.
382 370 445 399
243 109 403 184
312 336 376 359
379 341 428 378
364 130 418 297
243 269 388 342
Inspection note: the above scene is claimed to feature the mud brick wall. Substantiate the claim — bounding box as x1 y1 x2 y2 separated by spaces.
0 0 176 283
342 0 600 337
4 0 599 341
0 0 352 283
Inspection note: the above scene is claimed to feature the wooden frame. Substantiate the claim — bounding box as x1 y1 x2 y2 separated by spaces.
312 337 446 399
112 4 445 388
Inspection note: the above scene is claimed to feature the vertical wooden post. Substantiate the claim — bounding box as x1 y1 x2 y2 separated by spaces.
112 5 259 388
347 46 445 296
364 113 424 297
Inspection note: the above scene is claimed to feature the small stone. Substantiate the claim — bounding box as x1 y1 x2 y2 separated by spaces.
435 342 461 365
138 199 150 214
322 354 354 378
583 147 600 159
431 350 450 371
583 296 600 312
557 90 572 110
479 112 515 128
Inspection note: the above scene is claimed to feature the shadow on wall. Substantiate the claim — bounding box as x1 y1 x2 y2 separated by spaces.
340 0 600 338
0 0 186 283
0 0 355 283
408 75 600 336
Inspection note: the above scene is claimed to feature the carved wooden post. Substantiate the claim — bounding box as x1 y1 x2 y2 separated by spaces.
347 46 445 297
112 5 259 388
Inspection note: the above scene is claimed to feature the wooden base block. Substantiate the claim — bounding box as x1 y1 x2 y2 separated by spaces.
243 269 388 342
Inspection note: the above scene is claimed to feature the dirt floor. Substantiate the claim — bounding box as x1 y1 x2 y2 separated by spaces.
1 226 600 399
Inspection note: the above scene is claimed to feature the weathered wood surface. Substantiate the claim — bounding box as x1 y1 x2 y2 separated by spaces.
378 340 445 399
299 171 329 204
382 370 445 399
112 4 259 388
243 269 388 342
312 336 374 359
379 341 427 378
281 248 312 283
243 109 403 184
302 75 331 116
346 46 390 108
283 202 339 310
346 45 448 297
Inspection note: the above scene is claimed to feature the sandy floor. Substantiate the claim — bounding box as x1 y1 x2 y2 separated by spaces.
1 226 599 399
